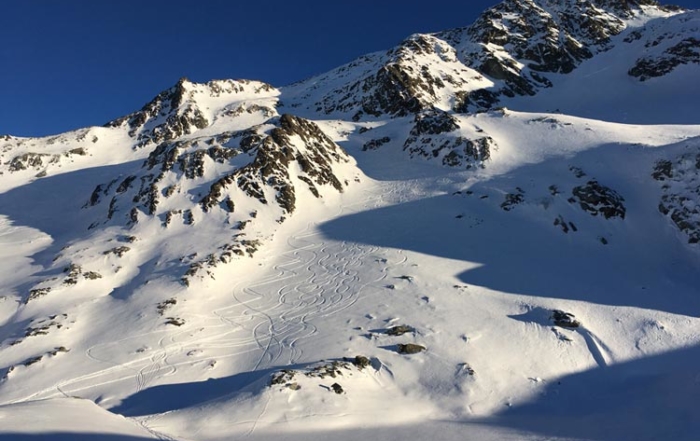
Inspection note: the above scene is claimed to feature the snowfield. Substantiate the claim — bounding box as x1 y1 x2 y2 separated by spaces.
1 1 699 440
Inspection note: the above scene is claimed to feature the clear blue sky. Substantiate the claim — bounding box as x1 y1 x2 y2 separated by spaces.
2 0 698 137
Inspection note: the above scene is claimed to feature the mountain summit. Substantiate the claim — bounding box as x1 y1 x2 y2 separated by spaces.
285 0 692 117
1 1 699 440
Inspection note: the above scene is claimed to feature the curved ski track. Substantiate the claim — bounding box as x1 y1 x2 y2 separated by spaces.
9 188 394 404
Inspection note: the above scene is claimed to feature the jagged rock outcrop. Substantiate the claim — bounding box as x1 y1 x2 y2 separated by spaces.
0 128 98 178
288 0 674 118
629 37 700 80
105 78 277 148
442 0 660 105
624 8 699 81
92 112 349 223
654 148 700 244
287 33 487 120
199 114 348 214
87 110 352 283
402 108 494 168
570 180 626 219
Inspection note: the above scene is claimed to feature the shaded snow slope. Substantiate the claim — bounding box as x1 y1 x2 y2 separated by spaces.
0 398 159 440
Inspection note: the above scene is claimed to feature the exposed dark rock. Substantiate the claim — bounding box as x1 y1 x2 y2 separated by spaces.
271 369 296 386
23 315 67 340
501 188 525 211
23 356 43 366
8 153 54 172
403 109 494 168
554 215 571 233
67 147 87 156
571 180 626 219
362 136 391 151
351 355 371 370
304 360 351 379
116 176 137 194
331 383 344 394
49 346 70 356
183 210 194 225
286 0 670 121
630 37 700 81
103 246 131 257
655 150 700 244
105 77 209 147
551 310 581 328
569 166 587 178
199 114 348 215
83 271 102 280
26 288 51 304
454 89 500 113
387 325 414 336
412 108 459 136
165 317 185 327
397 343 426 354
652 159 673 181
157 298 177 316
459 363 476 376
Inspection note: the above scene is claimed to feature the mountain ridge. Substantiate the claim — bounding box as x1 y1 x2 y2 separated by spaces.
0 1 699 440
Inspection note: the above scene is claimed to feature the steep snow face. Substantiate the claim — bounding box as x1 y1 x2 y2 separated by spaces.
1 1 700 441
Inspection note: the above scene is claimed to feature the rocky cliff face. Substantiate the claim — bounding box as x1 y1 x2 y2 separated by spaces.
654 146 700 244
286 0 680 118
85 109 353 284
625 9 700 80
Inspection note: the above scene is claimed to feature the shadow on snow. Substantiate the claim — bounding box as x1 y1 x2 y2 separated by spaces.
318 145 700 316
475 342 700 441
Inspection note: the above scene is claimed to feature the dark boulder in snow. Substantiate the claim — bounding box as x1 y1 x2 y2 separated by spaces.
570 180 626 219
397 343 426 354
551 310 581 328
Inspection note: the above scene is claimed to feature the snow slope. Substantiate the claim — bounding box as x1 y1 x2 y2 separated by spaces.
1 1 699 440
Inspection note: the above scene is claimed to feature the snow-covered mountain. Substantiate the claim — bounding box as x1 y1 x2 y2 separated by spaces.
1 1 699 440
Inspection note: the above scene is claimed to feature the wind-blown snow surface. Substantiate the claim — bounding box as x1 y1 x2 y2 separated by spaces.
1 2 700 441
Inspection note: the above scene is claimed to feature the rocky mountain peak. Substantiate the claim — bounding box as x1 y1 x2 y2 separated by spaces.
288 0 680 119
84 111 354 284
105 78 278 148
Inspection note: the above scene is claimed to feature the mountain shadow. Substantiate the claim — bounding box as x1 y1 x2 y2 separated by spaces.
0 160 145 267
110 366 279 417
475 342 700 441
0 435 156 441
319 143 700 316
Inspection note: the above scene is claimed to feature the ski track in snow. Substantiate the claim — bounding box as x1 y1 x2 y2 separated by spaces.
221 193 387 372
9 191 392 404
578 327 614 368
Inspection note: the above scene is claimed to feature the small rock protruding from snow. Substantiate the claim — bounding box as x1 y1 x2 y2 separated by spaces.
397 343 426 354
386 325 415 336
551 310 581 328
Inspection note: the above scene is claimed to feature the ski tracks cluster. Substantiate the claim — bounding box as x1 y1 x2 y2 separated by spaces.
11 187 395 404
